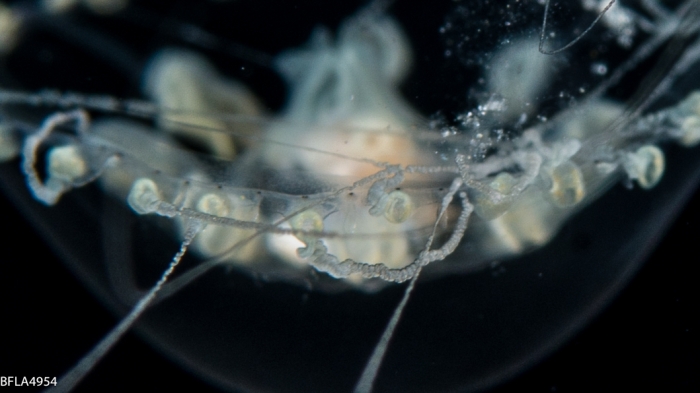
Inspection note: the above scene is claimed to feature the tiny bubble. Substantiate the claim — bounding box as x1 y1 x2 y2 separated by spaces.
591 62 608 75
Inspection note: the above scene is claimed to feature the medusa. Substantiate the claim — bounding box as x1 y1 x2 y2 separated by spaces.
0 0 698 392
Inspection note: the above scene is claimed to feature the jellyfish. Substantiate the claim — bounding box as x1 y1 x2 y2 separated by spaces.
0 0 698 392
